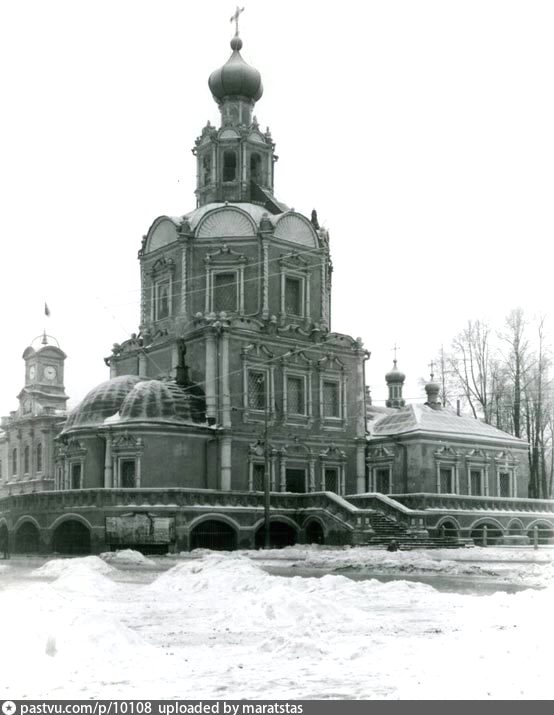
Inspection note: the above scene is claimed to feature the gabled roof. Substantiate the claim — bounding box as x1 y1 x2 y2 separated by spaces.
369 403 527 447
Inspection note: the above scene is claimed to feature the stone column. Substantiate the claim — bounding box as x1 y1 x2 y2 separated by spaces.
356 443 365 494
262 239 269 319
220 434 232 491
220 331 231 428
270 454 277 491
104 433 113 488
454 463 460 494
280 457 287 492
308 459 316 492
205 330 217 422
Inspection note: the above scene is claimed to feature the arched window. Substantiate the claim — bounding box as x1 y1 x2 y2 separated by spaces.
250 152 262 183
223 151 237 182
36 443 43 473
12 448 17 476
202 154 211 185
24 446 30 474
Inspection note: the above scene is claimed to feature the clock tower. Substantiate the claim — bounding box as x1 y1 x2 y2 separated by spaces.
0 333 69 496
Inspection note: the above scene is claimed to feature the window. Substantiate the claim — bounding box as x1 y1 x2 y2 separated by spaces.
252 463 265 491
121 460 136 488
322 380 340 418
12 448 17 476
223 151 237 181
248 370 267 411
324 467 338 493
440 467 453 493
155 279 170 320
286 468 306 493
71 463 82 490
202 154 211 185
470 469 482 496
213 272 237 312
376 467 391 494
250 153 262 184
286 375 305 415
284 276 302 316
24 446 30 474
499 472 510 497
36 444 43 473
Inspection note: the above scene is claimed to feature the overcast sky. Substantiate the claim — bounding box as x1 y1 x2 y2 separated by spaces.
1 0 553 414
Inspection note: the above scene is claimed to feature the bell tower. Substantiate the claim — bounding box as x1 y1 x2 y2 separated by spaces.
193 21 278 209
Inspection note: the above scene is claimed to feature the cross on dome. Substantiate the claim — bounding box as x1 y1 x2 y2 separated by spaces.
230 6 245 35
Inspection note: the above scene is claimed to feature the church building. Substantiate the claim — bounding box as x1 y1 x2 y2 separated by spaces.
0 334 68 497
366 363 530 498
57 27 369 497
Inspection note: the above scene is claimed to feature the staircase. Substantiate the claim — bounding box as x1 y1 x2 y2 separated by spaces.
367 513 468 549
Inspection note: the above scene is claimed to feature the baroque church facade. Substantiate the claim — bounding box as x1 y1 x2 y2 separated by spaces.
57 30 369 497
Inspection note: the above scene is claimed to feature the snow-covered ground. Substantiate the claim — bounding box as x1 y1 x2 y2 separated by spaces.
0 546 553 700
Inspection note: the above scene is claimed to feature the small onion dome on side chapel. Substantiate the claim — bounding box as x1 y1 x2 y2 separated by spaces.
208 34 263 104
385 360 406 408
424 374 442 411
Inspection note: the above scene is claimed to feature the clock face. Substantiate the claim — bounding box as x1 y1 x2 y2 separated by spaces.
44 365 57 380
29 365 36 380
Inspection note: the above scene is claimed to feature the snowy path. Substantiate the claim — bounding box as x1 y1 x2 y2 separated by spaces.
0 547 553 700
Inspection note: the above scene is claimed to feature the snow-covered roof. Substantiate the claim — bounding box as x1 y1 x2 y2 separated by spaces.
369 404 527 446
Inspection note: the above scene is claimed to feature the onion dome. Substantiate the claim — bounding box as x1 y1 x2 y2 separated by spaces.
208 35 263 102
119 380 191 422
424 379 441 408
385 360 406 384
64 375 142 430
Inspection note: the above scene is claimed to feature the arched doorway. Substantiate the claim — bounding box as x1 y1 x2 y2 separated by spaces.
508 521 523 536
0 524 9 555
527 523 554 545
14 521 40 553
438 520 458 539
190 520 237 551
255 520 297 549
470 522 503 546
305 520 324 545
52 520 91 555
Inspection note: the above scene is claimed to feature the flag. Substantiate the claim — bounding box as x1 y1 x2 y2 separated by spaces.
44 302 51 317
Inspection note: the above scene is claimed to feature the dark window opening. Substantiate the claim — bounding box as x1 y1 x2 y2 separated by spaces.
71 463 81 490
121 460 136 488
255 521 297 549
190 520 237 551
24 446 30 474
323 381 340 418
252 463 265 491
470 469 482 496
324 467 338 493
305 520 324 545
223 151 237 181
213 272 237 312
202 154 211 185
376 468 390 493
499 472 510 497
250 152 262 184
156 280 170 320
248 370 266 410
285 468 305 493
36 443 43 473
287 376 304 415
12 448 17 476
284 276 302 316
53 520 91 555
440 467 453 493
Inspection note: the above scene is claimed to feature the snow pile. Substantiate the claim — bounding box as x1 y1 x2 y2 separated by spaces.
101 549 155 566
33 555 115 578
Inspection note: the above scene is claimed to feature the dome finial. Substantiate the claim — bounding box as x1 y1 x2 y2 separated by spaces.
230 6 245 49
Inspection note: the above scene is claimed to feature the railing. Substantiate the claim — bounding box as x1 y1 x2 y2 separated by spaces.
0 487 376 532
390 493 554 514
345 493 421 527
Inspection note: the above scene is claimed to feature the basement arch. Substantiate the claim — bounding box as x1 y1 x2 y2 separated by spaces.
14 520 41 554
52 519 91 555
254 517 299 549
469 519 504 546
189 517 238 551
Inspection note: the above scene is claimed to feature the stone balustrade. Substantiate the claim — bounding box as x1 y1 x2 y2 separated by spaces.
390 492 554 514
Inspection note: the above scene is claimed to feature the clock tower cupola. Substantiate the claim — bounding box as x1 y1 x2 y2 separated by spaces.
19 332 69 415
